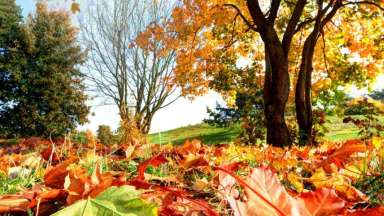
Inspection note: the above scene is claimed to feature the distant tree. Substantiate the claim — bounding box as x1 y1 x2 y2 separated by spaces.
370 89 384 101
204 91 265 145
0 3 89 138
97 125 116 145
81 0 179 135
204 104 241 128
0 0 23 137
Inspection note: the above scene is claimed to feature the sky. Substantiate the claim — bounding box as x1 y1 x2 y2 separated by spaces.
14 0 384 133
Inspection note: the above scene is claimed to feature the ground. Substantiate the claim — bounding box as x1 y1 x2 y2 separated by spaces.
149 115 365 144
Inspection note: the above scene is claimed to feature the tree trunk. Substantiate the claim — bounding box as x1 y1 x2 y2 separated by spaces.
138 114 152 134
246 1 292 147
119 104 142 145
261 29 291 147
294 1 342 145
295 32 317 145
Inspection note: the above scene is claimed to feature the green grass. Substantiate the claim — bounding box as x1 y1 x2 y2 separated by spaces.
0 169 42 195
149 115 383 145
323 116 361 142
149 123 241 145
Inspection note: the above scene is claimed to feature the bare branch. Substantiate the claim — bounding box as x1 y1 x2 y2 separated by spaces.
81 0 180 133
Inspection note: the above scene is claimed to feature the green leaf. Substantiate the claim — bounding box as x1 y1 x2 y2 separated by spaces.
52 186 157 216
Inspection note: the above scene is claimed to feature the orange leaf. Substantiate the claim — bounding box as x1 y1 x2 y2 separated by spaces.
180 155 209 169
135 153 168 181
321 140 366 170
44 164 69 189
218 167 348 216
177 139 202 155
297 188 346 215
348 206 384 216
217 166 299 216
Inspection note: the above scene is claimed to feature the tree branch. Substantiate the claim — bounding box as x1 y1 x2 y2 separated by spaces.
246 0 268 30
268 0 282 23
282 0 307 56
223 4 258 31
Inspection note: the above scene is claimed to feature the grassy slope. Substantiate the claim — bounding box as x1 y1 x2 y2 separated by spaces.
149 123 241 145
149 116 371 145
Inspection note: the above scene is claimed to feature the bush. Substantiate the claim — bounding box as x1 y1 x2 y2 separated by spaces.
97 125 116 145
344 103 370 115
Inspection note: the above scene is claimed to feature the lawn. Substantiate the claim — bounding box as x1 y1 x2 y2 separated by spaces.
149 115 380 144
149 123 241 145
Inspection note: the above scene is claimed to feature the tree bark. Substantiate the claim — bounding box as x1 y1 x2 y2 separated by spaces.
295 32 317 145
246 0 291 147
262 36 291 147
295 0 342 145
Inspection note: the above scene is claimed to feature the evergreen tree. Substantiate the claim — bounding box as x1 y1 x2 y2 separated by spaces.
0 0 21 46
0 3 89 138
0 0 23 137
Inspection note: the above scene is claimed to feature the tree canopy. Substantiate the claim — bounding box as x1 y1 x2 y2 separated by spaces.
0 3 89 138
140 0 384 146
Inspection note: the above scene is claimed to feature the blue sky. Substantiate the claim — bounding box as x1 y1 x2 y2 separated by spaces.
16 0 35 17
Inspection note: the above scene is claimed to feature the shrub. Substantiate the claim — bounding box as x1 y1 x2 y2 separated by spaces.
97 125 116 145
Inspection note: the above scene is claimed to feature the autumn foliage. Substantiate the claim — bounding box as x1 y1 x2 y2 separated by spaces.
0 136 383 215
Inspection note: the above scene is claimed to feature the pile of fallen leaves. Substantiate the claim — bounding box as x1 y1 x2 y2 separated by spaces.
0 136 383 215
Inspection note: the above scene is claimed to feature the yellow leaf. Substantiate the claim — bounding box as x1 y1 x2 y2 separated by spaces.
288 172 304 192
334 184 368 202
193 178 209 191
310 168 329 188
372 136 382 150
341 165 362 180
71 2 80 14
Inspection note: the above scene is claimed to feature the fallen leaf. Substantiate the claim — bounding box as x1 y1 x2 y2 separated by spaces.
321 140 366 170
297 188 346 215
218 166 348 216
347 206 384 216
135 154 168 181
0 195 30 213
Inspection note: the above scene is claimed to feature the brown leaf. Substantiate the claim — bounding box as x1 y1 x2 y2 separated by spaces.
347 206 384 216
0 195 30 213
44 164 69 189
41 147 59 164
